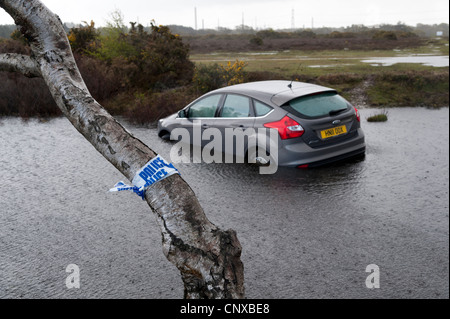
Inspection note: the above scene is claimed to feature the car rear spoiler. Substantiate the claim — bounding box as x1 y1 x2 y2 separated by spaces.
271 84 336 106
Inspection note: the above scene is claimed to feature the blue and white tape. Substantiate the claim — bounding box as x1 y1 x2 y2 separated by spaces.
109 181 147 200
109 155 179 200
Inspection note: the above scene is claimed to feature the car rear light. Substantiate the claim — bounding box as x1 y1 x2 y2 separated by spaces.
298 164 309 169
264 116 305 140
354 107 361 122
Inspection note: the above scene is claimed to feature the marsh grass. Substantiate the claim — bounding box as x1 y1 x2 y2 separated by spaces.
367 110 389 122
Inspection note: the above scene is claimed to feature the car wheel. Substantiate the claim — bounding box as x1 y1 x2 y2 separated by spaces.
159 131 171 141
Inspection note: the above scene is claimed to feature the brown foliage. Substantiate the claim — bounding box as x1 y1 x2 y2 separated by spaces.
0 39 60 117
74 53 122 104
124 88 198 125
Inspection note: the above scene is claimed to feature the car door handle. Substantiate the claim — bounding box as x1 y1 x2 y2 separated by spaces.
231 124 246 128
202 124 210 129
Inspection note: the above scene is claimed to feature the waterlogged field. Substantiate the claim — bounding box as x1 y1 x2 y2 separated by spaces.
190 40 449 108
190 40 449 78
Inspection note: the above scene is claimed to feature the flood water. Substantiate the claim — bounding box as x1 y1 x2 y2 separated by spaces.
361 55 449 67
0 107 448 299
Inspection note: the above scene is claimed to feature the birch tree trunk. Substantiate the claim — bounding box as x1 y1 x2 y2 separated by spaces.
0 0 244 299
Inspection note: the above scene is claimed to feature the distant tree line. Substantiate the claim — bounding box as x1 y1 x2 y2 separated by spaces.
166 22 449 38
1 22 448 40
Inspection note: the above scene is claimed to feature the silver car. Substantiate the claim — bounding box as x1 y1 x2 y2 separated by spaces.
158 80 365 168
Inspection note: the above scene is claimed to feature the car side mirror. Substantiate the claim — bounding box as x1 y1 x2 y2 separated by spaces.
179 109 188 118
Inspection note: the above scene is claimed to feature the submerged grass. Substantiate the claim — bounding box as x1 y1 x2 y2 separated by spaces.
367 110 389 122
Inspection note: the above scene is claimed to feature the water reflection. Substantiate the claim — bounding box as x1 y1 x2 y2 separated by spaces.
154 135 367 196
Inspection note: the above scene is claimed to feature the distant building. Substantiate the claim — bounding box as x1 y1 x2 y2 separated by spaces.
436 31 443 37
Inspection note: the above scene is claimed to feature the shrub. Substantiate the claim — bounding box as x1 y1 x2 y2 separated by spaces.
124 88 197 124
74 53 122 104
327 31 356 38
192 63 224 94
193 60 247 94
88 19 194 91
249 36 264 46
296 30 317 39
68 21 99 53
221 60 247 86
0 39 59 118
137 24 195 90
373 31 398 40
256 29 287 39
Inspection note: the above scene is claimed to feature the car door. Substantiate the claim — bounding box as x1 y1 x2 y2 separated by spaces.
182 93 223 147
214 94 256 162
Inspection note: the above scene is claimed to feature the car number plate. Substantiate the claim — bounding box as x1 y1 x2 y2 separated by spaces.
320 125 347 139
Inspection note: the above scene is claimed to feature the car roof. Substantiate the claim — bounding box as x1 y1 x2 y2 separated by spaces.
212 80 336 106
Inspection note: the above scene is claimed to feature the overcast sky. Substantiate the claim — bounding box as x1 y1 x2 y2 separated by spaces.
1 0 449 30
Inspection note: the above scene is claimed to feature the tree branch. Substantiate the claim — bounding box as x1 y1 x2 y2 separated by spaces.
0 0 244 299
0 53 41 77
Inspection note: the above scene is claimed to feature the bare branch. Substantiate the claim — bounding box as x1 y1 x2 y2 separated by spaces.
0 0 244 299
0 53 41 78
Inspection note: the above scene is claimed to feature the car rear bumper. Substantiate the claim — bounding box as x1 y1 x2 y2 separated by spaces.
277 128 366 167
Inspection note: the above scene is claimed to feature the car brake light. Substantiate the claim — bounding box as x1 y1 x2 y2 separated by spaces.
264 116 305 140
298 164 309 169
354 107 361 122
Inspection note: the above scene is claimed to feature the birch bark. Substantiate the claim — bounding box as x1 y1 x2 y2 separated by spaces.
0 0 244 299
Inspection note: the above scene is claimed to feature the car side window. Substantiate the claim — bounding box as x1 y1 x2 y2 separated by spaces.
220 94 251 118
188 94 222 118
254 100 273 117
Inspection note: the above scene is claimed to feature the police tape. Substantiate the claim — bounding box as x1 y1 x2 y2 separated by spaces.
109 155 180 200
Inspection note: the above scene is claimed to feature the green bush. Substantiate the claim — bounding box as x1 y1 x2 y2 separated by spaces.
256 29 284 39
85 14 194 91
193 64 224 94
193 60 247 94
327 31 356 38
250 36 264 46
68 21 99 53
296 30 317 39
372 31 398 40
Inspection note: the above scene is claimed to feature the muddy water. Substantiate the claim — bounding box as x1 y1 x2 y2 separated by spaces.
0 107 448 299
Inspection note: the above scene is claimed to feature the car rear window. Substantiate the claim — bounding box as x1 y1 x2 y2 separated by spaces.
284 92 350 119
254 100 273 117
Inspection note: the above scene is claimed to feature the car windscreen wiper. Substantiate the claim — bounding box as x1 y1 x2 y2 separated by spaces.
329 108 348 116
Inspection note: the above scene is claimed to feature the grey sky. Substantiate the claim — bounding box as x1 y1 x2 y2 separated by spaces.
1 0 449 29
